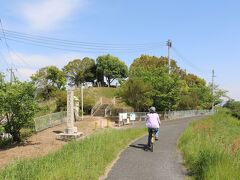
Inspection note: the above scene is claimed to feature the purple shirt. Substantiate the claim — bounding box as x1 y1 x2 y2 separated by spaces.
146 113 161 128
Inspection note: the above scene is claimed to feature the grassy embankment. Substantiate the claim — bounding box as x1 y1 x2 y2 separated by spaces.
178 110 240 179
0 128 146 180
35 87 130 117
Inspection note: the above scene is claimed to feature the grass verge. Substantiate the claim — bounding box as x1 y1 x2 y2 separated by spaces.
0 128 146 180
178 110 240 180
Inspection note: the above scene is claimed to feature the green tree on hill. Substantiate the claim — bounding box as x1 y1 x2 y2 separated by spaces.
31 66 66 100
96 54 128 87
63 57 96 87
118 54 224 111
128 55 184 111
117 78 153 111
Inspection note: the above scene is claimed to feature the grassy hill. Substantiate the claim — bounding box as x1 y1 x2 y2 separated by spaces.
36 87 131 117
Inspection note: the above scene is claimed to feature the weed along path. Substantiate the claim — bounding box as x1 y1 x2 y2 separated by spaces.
105 116 204 180
0 117 113 169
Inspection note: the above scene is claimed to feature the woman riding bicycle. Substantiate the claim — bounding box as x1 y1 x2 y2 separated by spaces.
146 106 161 148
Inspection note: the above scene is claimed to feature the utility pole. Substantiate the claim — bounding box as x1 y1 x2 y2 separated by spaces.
167 39 172 114
167 39 172 74
211 69 216 111
7 67 16 84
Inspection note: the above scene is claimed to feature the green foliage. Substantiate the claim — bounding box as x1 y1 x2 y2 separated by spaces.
0 128 146 180
0 81 37 142
0 125 4 133
178 111 240 179
47 66 66 89
126 55 184 111
117 78 153 111
63 57 96 87
96 54 128 86
53 90 67 112
224 100 240 119
117 54 225 111
31 66 66 100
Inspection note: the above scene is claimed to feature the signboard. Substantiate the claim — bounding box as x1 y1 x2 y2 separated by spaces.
129 113 136 121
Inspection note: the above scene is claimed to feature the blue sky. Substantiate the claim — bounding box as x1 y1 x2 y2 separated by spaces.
0 0 239 100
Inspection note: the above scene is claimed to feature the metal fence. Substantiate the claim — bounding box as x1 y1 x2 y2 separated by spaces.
166 110 214 120
117 110 214 125
34 111 67 132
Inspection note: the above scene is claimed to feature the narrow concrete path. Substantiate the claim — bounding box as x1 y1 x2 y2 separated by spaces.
105 116 203 180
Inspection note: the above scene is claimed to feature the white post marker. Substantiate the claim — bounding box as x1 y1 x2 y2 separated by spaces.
56 87 83 140
81 83 83 121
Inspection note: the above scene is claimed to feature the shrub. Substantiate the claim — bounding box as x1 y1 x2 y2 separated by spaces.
54 90 67 112
0 81 37 142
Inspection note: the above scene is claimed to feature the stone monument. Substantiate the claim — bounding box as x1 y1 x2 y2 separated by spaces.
56 87 83 140
74 96 80 121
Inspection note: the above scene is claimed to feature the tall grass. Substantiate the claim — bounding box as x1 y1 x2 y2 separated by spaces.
178 110 240 179
0 128 146 180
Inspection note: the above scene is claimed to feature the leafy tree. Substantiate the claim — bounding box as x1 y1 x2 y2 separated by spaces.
117 78 153 111
31 66 66 100
212 84 228 106
129 55 184 111
63 57 96 87
0 81 37 142
47 66 66 89
96 54 128 87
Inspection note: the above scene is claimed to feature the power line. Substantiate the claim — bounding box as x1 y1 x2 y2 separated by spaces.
0 36 163 53
172 45 209 74
2 29 166 47
0 49 10 69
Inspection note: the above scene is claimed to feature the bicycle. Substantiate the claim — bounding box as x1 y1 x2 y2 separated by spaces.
149 128 157 152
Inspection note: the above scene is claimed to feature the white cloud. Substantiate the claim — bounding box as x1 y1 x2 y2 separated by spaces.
3 51 96 81
21 0 86 31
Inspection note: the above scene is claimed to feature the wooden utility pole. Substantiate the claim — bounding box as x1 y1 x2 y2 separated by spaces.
167 40 172 74
212 69 216 111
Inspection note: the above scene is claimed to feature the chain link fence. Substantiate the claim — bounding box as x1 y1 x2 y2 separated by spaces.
34 111 67 132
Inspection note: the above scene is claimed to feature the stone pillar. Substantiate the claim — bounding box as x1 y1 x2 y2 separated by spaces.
56 87 83 140
65 88 77 134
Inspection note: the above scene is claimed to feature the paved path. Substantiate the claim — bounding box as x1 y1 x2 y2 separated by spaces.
105 116 203 180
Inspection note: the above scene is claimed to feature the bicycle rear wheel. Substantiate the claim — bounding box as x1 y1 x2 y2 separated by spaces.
150 143 153 152
150 135 155 152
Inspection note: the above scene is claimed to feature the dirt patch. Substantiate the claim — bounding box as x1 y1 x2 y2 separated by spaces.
193 123 211 132
231 138 240 154
0 117 115 169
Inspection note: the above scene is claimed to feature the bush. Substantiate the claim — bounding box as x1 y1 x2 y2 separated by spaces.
54 90 67 112
79 96 95 115
224 100 240 119
0 81 37 142
0 125 4 133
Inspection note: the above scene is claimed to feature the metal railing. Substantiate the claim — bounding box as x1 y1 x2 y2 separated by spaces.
104 97 116 117
166 109 214 120
91 97 102 116
34 111 67 132
117 110 214 126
